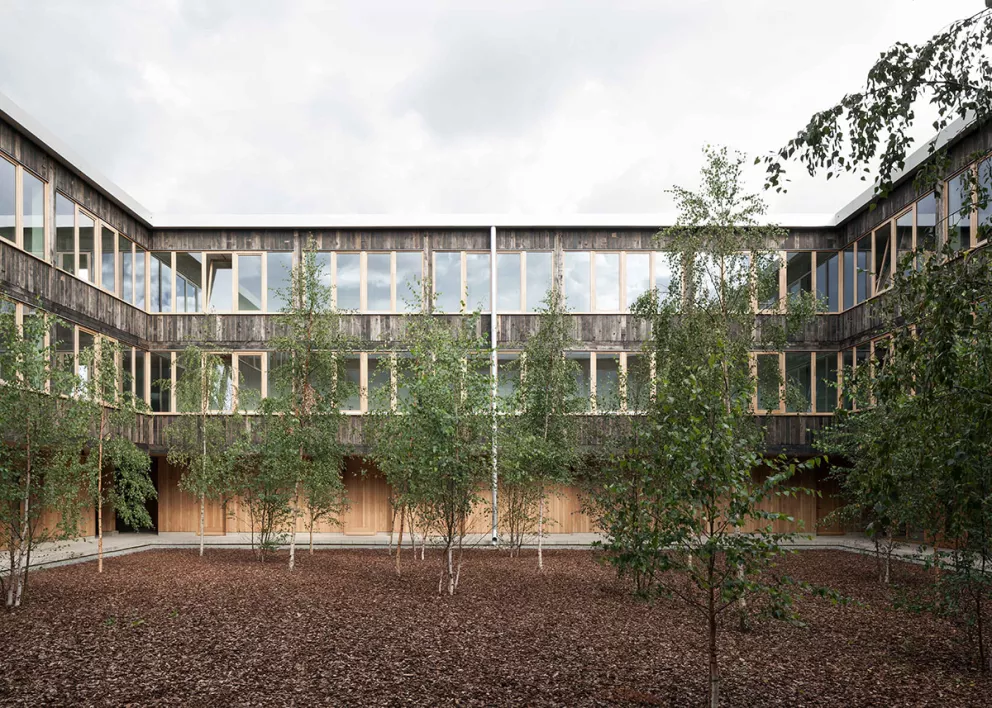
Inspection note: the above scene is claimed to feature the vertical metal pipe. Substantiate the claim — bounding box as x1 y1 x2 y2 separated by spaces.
490 224 498 545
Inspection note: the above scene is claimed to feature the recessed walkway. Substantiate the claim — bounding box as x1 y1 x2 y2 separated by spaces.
2 531 930 572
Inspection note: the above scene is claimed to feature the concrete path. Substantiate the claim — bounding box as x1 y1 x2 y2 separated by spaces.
3 530 931 573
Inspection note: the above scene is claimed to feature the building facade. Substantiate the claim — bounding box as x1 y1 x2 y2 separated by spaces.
2 93 990 538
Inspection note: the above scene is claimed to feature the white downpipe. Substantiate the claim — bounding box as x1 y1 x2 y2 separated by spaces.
490 224 498 545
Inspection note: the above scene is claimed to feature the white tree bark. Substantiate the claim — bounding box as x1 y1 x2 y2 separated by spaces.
199 494 205 557
537 493 544 571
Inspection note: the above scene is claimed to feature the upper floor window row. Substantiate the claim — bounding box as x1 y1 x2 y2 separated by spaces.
0 154 46 259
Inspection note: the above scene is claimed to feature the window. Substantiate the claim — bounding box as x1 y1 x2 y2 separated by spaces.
595 354 620 411
267 252 293 312
150 252 173 313
209 354 234 412
76 330 95 386
895 211 913 275
121 348 134 396
52 322 74 374
366 253 392 311
815 352 838 413
497 353 520 401
237 355 264 412
841 349 854 410
756 252 780 310
756 353 780 412
266 352 291 401
100 227 116 293
343 356 361 411
134 350 146 404
78 212 95 283
497 253 522 311
434 252 461 312
0 157 13 244
56 195 75 274
336 253 361 310
625 252 650 311
316 252 333 292
594 253 620 311
237 255 262 312
855 235 872 305
526 252 553 312
785 352 811 413
786 252 812 299
121 236 134 304
916 193 938 255
22 169 44 257
567 352 591 411
396 252 422 311
873 224 892 292
564 252 590 311
815 252 838 312
367 355 390 411
175 253 202 313
134 247 146 309
948 170 972 251
207 254 233 311
465 253 490 312
150 353 172 412
979 158 992 244
625 353 651 411
842 244 855 310
655 252 675 300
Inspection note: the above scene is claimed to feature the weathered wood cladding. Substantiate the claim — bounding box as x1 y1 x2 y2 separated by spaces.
499 314 650 349
0 114 152 249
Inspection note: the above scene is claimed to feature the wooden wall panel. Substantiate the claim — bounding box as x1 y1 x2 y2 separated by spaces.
156 457 225 534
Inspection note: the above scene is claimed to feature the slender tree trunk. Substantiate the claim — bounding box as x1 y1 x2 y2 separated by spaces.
387 503 397 556
447 543 455 596
309 518 315 555
97 411 105 575
408 510 416 557
537 491 544 571
199 493 206 558
288 479 300 572
395 506 405 576
709 584 720 708
11 435 33 607
200 425 207 557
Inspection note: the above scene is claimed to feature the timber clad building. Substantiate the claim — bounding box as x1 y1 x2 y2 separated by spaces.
1 92 990 539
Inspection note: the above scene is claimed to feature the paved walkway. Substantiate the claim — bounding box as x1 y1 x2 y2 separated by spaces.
3 530 931 572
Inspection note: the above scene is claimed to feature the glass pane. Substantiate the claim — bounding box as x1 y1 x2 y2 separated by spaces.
52 322 74 374
0 159 13 243
267 252 293 312
757 354 780 411
150 352 172 412
497 353 519 401
78 213 96 283
22 170 45 256
595 253 620 311
786 251 812 298
433 252 461 312
497 252 522 311
101 226 116 292
367 253 392 311
896 211 914 275
874 226 892 291
785 352 811 413
815 352 838 413
76 331 95 387
916 193 937 255
316 252 333 292
625 354 650 411
396 252 422 311
266 352 291 400
175 252 202 313
525 252 552 312
343 356 361 410
120 348 133 396
237 255 262 311
120 237 133 304
842 245 855 310
567 352 591 411
948 171 972 251
815 252 838 313
209 354 234 411
756 252 780 310
135 350 146 404
564 252 590 311
56 194 75 274
465 253 490 312
206 254 233 311
979 159 992 243
655 252 675 300
134 248 146 309
367 355 390 411
841 349 854 410
336 253 361 310
595 355 620 411
238 355 263 411
856 236 872 304
151 252 173 313
625 253 650 311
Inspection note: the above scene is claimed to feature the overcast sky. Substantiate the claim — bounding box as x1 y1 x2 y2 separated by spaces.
0 0 978 218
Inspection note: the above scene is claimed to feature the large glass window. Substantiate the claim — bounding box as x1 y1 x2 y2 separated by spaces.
134 350 146 404
497 353 520 401
120 236 133 304
594 253 620 311
874 224 892 292
367 355 390 411
625 353 651 411
343 356 361 411
207 253 234 311
896 211 913 274
78 212 96 283
756 353 780 411
366 253 392 311
175 252 202 313
567 352 591 411
22 170 44 256
238 355 263 412
497 252 522 311
754 253 780 310
150 353 172 412
526 252 553 312
917 193 938 254
815 352 838 413
52 322 74 374
396 252 422 311
785 352 811 413
56 195 75 274
336 253 360 310
0 158 13 244
595 355 620 411
948 170 972 251
267 252 293 312
842 245 855 310
564 252 590 311
237 255 262 312
75 330 95 388
625 253 650 311
209 354 234 412
433 252 461 312
150 252 173 313
100 227 116 293
134 247 146 310
979 158 992 243
655 252 675 300
815 252 838 312
856 235 872 305
121 348 134 396
786 252 812 299
465 253 490 312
